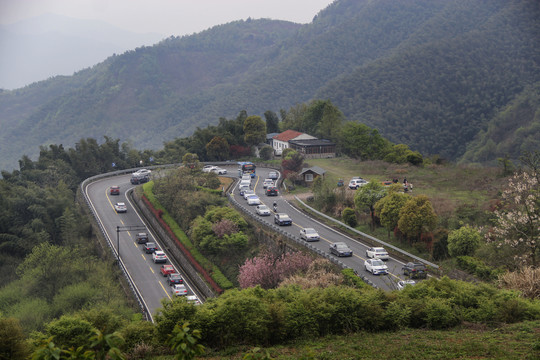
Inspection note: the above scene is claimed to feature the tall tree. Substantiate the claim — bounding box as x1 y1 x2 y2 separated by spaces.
486 167 539 267
398 195 438 242
339 122 391 160
354 182 386 230
205 136 229 161
243 115 266 147
264 110 280 133
375 191 409 233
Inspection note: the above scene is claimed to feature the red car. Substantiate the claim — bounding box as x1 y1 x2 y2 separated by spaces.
160 264 175 277
110 186 120 195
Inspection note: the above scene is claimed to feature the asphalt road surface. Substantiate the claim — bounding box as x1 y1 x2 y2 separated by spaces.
84 173 201 320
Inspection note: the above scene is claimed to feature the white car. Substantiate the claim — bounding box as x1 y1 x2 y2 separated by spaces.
171 284 188 296
241 174 252 181
202 165 217 172
364 258 389 275
238 185 250 196
255 205 271 216
186 295 201 305
300 228 320 242
397 279 416 290
349 178 369 189
134 169 151 176
243 189 256 199
247 195 261 205
211 167 227 175
114 202 127 213
152 250 167 263
262 178 274 189
366 247 389 260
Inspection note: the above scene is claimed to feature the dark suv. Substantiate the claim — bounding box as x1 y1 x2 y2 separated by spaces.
131 174 149 185
402 262 427 279
143 242 158 254
266 186 278 196
136 232 149 244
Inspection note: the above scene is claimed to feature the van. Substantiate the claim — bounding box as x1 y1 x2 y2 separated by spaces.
240 179 251 188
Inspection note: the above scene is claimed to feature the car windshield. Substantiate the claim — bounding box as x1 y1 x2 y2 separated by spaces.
146 243 156 248
170 274 181 279
258 205 268 210
305 229 317 234
375 248 386 253
372 259 384 266
335 243 348 249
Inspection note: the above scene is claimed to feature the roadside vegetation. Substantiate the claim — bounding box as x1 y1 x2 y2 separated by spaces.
0 96 538 358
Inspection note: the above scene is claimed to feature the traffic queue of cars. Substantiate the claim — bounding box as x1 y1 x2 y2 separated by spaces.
234 169 424 287
109 186 198 302
137 234 194 298
118 165 426 300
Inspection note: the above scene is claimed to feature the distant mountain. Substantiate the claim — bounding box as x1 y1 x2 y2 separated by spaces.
0 0 539 171
0 13 164 89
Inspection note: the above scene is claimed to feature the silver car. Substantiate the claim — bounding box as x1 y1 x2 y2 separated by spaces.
300 228 320 242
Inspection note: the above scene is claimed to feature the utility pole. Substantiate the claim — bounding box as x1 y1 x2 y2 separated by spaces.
116 225 147 262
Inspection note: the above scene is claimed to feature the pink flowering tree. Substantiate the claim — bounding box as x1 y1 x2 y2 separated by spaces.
486 169 539 268
238 251 313 289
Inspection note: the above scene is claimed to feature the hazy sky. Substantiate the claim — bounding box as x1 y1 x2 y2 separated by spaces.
0 0 336 35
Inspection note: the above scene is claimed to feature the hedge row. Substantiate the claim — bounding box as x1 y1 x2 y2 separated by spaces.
155 277 540 348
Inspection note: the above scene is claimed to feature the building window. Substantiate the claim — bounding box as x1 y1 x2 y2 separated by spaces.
305 173 314 181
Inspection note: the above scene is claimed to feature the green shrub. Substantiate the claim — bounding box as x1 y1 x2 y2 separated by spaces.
43 315 96 350
448 225 481 257
341 269 369 289
423 298 459 329
456 256 502 281
342 207 357 227
383 301 411 329
120 320 158 353
154 298 199 342
259 145 274 160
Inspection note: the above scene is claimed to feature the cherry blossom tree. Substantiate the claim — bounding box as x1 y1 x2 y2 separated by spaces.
238 251 312 289
486 170 539 267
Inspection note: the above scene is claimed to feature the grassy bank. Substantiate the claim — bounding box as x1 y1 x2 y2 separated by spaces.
204 320 540 359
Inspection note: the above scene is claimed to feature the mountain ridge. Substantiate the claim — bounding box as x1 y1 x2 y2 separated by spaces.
0 0 538 171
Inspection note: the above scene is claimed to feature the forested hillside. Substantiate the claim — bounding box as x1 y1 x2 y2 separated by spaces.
1 0 539 171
